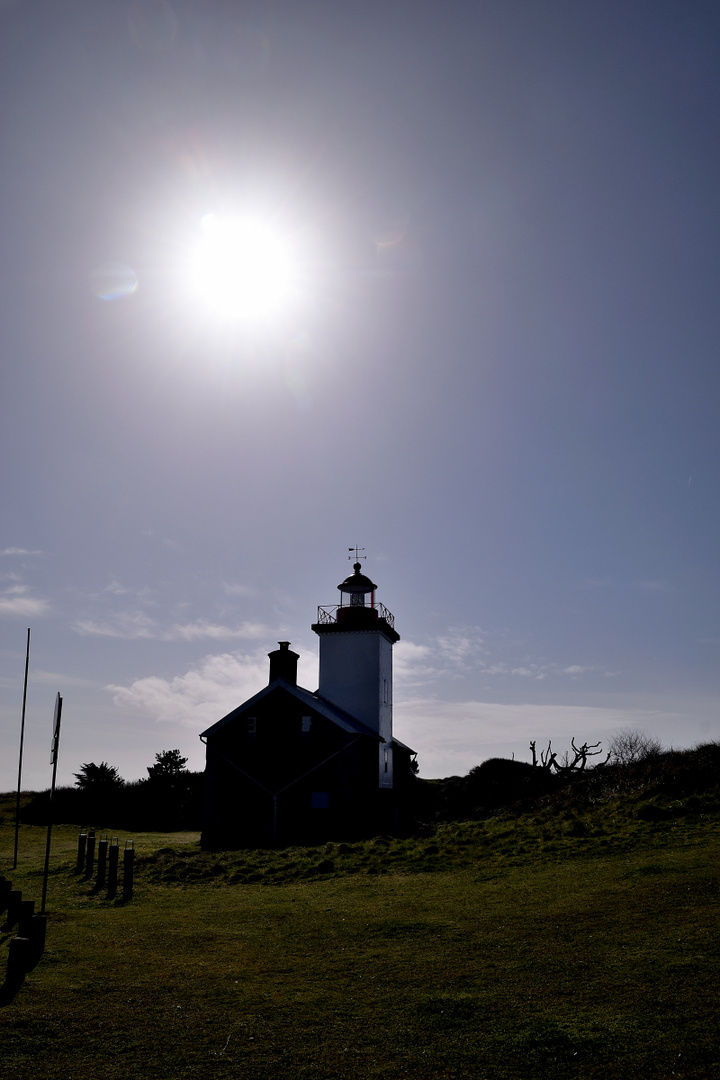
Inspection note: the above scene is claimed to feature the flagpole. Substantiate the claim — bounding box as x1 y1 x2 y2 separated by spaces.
41 693 62 915
12 628 31 871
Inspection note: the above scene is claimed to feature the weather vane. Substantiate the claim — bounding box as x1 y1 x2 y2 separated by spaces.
348 546 366 562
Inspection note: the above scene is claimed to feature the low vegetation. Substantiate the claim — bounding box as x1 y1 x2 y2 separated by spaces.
19 750 204 831
1 740 719 1078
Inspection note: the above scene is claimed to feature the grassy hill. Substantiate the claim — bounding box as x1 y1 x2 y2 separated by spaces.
1 744 719 1079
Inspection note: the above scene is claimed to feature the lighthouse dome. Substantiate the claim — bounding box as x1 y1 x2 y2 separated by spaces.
338 562 378 595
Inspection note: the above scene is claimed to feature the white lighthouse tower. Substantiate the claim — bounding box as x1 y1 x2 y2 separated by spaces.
312 557 400 788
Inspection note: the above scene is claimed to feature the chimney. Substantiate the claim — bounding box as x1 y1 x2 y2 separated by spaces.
268 641 299 685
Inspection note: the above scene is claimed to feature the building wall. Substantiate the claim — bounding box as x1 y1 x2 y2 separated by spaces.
201 687 388 849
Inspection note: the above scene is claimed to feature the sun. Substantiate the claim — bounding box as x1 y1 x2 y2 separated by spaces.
189 214 296 320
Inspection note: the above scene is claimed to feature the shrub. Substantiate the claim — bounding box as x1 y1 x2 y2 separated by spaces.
607 729 663 766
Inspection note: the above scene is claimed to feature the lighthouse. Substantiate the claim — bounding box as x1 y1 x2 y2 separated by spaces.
312 559 400 788
200 553 413 849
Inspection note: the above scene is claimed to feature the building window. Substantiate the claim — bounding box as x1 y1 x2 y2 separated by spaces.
383 678 388 704
311 791 329 809
301 715 312 734
247 717 257 736
384 748 389 773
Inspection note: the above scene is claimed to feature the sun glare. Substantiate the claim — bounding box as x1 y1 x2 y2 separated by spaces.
189 214 296 320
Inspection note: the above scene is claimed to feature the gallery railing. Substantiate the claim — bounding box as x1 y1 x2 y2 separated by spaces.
315 603 395 630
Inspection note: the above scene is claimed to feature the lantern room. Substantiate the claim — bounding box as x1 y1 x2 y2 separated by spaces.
339 561 377 606
337 561 378 623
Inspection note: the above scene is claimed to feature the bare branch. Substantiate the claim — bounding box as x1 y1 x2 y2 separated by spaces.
540 741 554 769
530 737 607 773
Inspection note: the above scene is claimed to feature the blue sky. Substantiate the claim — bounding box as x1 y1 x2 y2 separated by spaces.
2 1 720 791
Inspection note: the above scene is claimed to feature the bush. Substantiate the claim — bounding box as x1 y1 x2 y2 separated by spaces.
607 729 663 766
20 772 205 830
416 758 561 822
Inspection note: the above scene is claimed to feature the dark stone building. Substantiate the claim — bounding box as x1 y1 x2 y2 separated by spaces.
200 561 416 849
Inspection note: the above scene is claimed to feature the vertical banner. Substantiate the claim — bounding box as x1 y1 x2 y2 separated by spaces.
41 693 63 914
50 692 62 765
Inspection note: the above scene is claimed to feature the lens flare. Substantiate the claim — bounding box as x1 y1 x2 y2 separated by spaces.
91 262 138 301
189 214 296 320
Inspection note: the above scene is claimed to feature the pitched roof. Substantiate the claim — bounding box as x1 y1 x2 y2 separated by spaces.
200 679 383 741
392 736 415 754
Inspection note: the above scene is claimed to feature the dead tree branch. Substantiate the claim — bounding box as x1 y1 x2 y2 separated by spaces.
530 737 608 773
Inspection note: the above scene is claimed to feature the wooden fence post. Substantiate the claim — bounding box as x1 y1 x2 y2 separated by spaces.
96 835 108 889
107 838 119 899
75 832 87 874
123 841 134 902
84 829 96 879
4 890 23 930
18 913 46 970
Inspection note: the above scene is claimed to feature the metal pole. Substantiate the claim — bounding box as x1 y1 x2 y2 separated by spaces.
41 693 62 915
12 628 31 870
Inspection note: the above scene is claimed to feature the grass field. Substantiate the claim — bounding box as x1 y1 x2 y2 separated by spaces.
1 794 719 1079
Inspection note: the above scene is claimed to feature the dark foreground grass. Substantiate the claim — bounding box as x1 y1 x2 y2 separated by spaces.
1 806 719 1079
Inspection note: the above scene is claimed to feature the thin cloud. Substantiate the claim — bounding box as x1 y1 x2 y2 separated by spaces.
104 580 130 595
222 582 257 597
636 579 675 594
436 629 487 668
393 641 439 686
32 669 100 689
510 665 547 679
0 586 50 617
73 612 268 641
0 548 43 557
109 652 266 727
396 633 598 687
73 612 158 638
170 620 267 641
394 628 488 687
484 662 510 675
108 648 317 728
